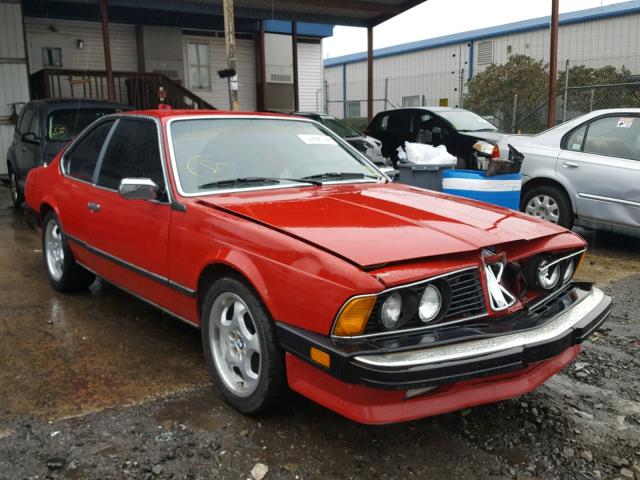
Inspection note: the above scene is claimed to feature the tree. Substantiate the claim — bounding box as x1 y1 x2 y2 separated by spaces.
465 55 549 133
558 64 640 113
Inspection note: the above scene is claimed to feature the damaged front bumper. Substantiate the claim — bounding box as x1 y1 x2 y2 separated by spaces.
277 283 611 422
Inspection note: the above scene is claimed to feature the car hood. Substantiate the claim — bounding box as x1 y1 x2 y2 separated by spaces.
203 183 566 268
459 131 507 143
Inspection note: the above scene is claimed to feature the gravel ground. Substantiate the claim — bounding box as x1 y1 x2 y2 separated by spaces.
1 185 639 479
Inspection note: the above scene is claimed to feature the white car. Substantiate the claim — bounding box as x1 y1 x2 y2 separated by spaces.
497 109 640 235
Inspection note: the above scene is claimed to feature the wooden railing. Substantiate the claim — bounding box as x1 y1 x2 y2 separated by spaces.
30 68 216 110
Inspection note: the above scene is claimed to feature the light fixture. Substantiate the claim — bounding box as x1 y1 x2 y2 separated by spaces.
380 292 402 329
77 39 84 49
419 285 442 323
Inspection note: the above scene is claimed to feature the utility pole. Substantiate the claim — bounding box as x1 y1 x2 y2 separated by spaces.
98 0 115 101
547 0 559 127
223 0 239 110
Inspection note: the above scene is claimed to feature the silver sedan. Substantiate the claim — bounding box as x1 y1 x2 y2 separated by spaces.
498 109 640 235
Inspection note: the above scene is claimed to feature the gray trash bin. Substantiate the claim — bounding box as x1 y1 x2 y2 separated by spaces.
397 163 453 191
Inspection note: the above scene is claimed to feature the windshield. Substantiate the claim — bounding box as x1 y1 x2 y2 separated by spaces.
437 110 499 132
318 116 362 138
47 108 123 142
169 117 382 194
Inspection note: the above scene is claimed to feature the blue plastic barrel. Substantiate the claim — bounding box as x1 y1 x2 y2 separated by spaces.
442 170 521 210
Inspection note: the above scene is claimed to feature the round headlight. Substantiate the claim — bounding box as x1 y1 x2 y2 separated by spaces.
562 260 574 284
419 285 442 323
380 292 402 329
538 260 560 290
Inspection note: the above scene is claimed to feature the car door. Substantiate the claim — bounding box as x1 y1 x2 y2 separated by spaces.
557 114 640 230
85 117 171 299
57 119 117 259
13 106 40 185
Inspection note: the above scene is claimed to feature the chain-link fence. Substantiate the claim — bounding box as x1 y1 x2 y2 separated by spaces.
325 53 640 134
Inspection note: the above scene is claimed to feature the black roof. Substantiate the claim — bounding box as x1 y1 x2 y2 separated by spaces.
29 98 133 112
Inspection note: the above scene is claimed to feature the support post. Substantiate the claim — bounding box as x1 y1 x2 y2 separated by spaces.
256 20 266 111
547 0 559 128
223 0 239 110
135 25 145 73
292 22 299 111
367 25 373 121
589 89 595 112
384 77 388 109
99 0 115 101
562 59 569 122
512 93 518 133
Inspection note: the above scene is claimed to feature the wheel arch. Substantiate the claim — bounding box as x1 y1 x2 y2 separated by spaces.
195 259 270 323
521 177 576 214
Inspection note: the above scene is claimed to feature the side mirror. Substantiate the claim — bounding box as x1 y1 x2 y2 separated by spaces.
118 178 158 201
22 132 38 144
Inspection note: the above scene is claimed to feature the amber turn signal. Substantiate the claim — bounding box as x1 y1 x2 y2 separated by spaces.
310 347 331 368
333 296 376 336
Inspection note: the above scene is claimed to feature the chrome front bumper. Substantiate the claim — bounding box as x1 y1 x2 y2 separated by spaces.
355 287 607 369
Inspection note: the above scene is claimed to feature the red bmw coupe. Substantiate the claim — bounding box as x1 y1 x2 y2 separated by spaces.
24 110 611 424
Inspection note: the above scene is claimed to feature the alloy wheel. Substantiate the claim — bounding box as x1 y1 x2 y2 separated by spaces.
45 220 65 281
525 194 560 224
209 292 262 397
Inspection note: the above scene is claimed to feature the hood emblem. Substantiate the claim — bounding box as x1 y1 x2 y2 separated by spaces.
482 249 516 311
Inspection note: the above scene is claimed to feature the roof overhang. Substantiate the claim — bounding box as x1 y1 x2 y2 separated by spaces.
28 0 427 28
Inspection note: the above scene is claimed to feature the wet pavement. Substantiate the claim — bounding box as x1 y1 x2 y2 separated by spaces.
1 184 639 479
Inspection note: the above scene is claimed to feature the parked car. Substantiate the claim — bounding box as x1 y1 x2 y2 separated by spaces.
366 107 506 168
6 98 131 207
495 109 640 234
24 110 611 425
292 112 391 169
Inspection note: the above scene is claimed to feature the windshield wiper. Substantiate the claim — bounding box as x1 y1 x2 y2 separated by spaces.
198 176 322 190
301 172 381 182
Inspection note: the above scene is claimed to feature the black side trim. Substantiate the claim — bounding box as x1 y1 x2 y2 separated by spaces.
276 284 612 391
65 233 196 297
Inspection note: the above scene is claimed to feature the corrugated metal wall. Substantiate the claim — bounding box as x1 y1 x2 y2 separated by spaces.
325 12 640 119
182 34 256 111
298 41 323 111
325 41 469 119
0 2 30 176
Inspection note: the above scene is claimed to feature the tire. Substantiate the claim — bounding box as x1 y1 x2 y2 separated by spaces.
521 184 574 230
42 211 95 292
201 276 287 414
9 167 23 208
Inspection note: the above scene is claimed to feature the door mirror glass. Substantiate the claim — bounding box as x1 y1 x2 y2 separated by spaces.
22 132 38 144
119 178 158 201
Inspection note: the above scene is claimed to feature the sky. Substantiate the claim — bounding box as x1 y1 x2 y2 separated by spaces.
322 0 629 59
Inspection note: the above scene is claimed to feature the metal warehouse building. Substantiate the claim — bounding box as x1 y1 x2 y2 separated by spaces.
324 0 640 119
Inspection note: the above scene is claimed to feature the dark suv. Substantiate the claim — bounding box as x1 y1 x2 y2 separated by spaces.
365 107 505 168
6 98 131 207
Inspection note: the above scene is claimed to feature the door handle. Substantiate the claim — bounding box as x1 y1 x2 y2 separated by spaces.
87 202 101 212
563 161 579 169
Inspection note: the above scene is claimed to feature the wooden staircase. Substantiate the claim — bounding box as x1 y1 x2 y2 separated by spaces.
30 68 216 110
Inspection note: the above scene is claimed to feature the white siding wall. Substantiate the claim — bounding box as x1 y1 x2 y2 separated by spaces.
298 41 323 111
182 35 256 111
324 65 342 117
1 2 30 176
24 17 138 72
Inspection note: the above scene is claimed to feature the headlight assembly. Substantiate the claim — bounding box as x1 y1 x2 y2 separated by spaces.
419 284 442 323
380 292 403 329
537 259 561 290
562 259 575 284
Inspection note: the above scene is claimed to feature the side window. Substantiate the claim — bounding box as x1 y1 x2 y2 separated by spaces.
378 114 390 131
30 108 42 140
583 116 640 160
66 121 114 182
18 107 33 135
388 111 411 134
96 119 165 194
564 124 587 152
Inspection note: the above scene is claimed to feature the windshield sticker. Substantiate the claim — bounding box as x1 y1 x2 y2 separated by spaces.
298 134 337 145
617 117 634 128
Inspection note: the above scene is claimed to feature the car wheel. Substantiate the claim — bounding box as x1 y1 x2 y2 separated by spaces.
201 276 286 414
42 211 95 292
522 185 574 229
9 169 23 208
